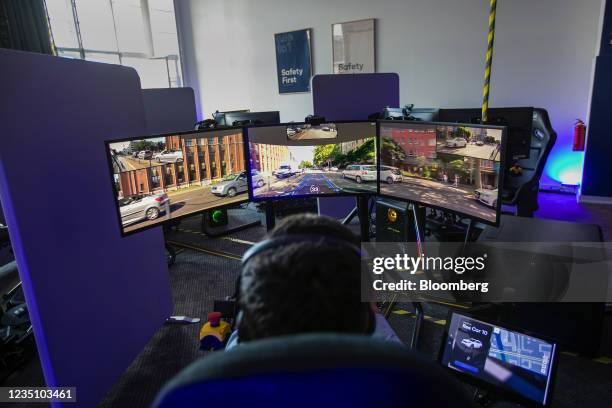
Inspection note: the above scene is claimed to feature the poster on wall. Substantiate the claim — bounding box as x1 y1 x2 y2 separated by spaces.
332 19 375 74
275 29 313 94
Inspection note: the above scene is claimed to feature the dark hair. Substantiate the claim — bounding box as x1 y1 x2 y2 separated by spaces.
238 214 373 342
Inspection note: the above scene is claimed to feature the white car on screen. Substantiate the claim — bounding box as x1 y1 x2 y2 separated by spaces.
342 164 377 183
154 150 183 163
380 165 403 184
460 338 483 349
119 193 169 226
475 188 498 208
446 138 467 148
273 164 297 179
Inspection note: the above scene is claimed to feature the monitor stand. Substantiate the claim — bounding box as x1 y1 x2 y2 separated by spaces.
341 196 372 242
264 202 275 232
409 204 426 350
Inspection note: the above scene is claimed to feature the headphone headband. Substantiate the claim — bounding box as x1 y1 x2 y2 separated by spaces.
241 234 361 266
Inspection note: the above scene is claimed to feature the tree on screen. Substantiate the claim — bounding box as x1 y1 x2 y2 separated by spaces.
381 137 406 166
299 160 313 169
314 144 341 166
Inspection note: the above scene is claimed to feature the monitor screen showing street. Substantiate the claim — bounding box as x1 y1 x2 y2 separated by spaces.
379 121 505 224
441 312 557 406
246 122 377 200
106 128 247 235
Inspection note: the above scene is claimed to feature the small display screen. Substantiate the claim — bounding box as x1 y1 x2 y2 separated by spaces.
106 128 247 235
441 312 557 406
245 121 377 200
379 121 505 224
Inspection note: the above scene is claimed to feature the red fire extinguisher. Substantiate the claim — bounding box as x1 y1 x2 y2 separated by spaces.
573 119 586 151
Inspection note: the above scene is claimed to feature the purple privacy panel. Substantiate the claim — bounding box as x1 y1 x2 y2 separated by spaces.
142 87 197 134
312 73 400 121
0 50 172 407
313 73 399 218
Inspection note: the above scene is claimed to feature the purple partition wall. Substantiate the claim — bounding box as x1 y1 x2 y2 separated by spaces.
312 73 400 218
142 87 197 134
0 50 172 407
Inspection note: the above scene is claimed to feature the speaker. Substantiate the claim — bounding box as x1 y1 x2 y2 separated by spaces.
205 208 228 228
375 199 417 242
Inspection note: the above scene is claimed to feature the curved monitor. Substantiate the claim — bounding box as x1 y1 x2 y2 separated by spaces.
378 120 506 225
244 121 378 201
105 127 248 236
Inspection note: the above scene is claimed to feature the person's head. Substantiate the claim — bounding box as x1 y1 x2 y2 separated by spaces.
238 214 374 342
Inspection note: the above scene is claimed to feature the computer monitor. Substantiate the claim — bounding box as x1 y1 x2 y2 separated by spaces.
244 121 377 200
439 107 533 160
440 311 558 407
213 109 250 126
105 127 248 236
378 120 506 225
224 111 281 126
409 108 440 121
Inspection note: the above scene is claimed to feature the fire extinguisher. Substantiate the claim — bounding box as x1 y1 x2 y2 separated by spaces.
573 119 586 151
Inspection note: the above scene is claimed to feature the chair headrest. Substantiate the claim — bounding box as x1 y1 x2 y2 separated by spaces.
154 333 473 407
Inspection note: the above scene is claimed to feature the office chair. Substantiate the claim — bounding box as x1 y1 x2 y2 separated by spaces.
153 333 474 407
502 108 557 217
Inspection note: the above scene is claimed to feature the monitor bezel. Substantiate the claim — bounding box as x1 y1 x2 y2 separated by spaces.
438 310 559 408
243 120 379 202
377 119 507 227
104 126 249 237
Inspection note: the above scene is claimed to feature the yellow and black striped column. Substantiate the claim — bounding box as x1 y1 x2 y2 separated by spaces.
482 0 498 123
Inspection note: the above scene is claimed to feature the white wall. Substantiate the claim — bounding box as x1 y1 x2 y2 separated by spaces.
176 0 604 184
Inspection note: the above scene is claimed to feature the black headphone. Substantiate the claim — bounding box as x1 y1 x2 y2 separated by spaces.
241 234 362 266
236 234 374 337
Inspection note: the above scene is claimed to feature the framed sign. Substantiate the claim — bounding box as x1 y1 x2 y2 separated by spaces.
275 29 313 94
332 18 376 74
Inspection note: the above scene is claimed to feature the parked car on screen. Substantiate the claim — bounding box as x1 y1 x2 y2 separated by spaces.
119 193 169 226
342 164 377 183
380 165 403 184
138 150 153 160
154 150 183 163
446 138 467 148
474 188 498 208
251 170 265 188
211 172 249 197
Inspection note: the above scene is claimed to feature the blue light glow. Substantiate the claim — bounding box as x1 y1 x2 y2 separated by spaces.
545 150 584 186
